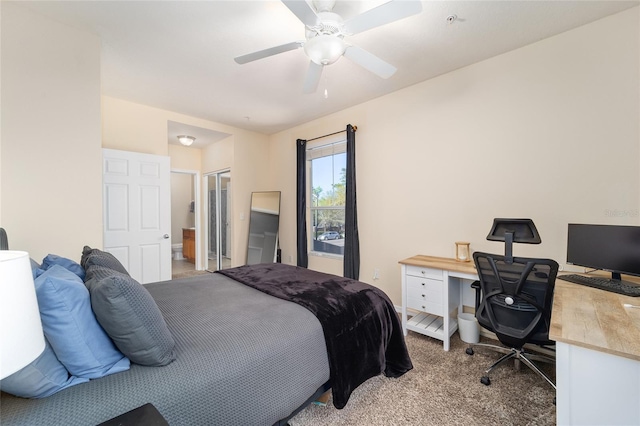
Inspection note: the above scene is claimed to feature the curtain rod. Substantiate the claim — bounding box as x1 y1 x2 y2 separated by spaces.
305 125 357 143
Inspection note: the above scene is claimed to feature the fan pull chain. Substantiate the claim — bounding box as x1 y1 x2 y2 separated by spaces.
324 73 329 99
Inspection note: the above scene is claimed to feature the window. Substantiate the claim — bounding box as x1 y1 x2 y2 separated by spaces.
308 141 346 256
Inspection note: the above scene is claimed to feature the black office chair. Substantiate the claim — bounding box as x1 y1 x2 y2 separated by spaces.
466 219 558 391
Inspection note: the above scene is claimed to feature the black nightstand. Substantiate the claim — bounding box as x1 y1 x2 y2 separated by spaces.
98 403 169 426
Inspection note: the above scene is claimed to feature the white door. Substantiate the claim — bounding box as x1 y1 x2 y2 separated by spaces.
102 148 171 283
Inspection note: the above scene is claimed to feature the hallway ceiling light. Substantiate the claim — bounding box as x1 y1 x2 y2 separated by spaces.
177 135 195 146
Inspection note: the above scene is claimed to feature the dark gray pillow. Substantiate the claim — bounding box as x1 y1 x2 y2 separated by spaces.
89 271 176 366
84 265 125 291
81 246 129 276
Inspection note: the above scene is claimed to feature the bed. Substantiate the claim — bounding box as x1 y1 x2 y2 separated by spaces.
0 249 411 425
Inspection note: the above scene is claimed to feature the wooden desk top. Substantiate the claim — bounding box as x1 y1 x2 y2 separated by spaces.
398 255 477 276
550 278 640 362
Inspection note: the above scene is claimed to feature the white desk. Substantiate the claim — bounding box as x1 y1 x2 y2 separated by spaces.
399 255 477 351
550 278 640 425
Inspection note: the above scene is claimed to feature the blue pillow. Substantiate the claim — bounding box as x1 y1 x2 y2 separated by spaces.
41 254 85 280
34 265 130 379
33 267 45 279
0 340 88 398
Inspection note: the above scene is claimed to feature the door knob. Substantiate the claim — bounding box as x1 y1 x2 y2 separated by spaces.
163 234 170 239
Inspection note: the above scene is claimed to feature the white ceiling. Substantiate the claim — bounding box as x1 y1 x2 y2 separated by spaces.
16 0 639 143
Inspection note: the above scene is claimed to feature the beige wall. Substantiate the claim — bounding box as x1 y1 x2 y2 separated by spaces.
168 144 201 171
216 132 271 266
103 96 239 156
1 2 103 261
269 8 640 304
103 96 271 268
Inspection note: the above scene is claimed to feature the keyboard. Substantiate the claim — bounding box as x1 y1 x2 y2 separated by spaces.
557 274 640 297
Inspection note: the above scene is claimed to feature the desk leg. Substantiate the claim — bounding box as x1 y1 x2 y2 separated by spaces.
401 265 407 336
442 271 450 351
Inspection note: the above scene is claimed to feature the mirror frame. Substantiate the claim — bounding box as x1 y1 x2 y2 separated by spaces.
246 191 281 265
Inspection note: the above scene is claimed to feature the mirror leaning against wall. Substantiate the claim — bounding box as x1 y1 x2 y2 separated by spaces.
246 191 281 265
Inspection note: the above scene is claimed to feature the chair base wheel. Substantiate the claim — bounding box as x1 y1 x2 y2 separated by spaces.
466 348 474 355
481 376 491 386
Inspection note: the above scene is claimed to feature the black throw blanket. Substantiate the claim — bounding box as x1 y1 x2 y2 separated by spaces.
217 263 413 409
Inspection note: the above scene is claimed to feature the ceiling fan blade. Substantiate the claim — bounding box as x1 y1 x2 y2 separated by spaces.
234 41 302 64
343 0 422 35
343 45 396 79
303 61 323 93
282 0 320 28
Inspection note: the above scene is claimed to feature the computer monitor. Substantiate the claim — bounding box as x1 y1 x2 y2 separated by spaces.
567 224 640 280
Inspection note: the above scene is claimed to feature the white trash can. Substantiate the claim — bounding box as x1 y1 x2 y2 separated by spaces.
458 313 480 344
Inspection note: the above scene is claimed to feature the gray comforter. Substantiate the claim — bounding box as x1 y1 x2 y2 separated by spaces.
0 273 330 425
219 263 413 409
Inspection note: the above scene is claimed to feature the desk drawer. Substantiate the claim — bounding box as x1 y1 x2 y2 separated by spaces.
407 297 443 316
407 277 442 301
407 276 443 315
407 275 442 297
405 265 443 280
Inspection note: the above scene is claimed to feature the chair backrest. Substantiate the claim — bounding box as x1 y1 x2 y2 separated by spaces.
473 251 559 349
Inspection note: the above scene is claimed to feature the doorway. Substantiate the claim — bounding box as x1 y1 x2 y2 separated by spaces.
170 169 200 278
205 170 231 271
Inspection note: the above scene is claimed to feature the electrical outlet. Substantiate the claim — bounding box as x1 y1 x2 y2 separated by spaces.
373 268 380 280
288 255 293 263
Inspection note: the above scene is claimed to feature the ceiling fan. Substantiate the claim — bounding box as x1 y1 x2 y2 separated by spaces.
234 0 423 93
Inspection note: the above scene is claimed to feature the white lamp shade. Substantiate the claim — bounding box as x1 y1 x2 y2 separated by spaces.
304 35 346 66
0 251 45 379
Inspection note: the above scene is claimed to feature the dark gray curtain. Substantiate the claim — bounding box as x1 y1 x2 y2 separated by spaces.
296 139 308 268
343 124 360 279
0 228 8 250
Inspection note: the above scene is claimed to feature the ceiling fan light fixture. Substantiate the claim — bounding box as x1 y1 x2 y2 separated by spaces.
177 135 195 146
304 35 345 65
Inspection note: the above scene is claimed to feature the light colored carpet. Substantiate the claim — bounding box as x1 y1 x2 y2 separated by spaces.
289 332 556 426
